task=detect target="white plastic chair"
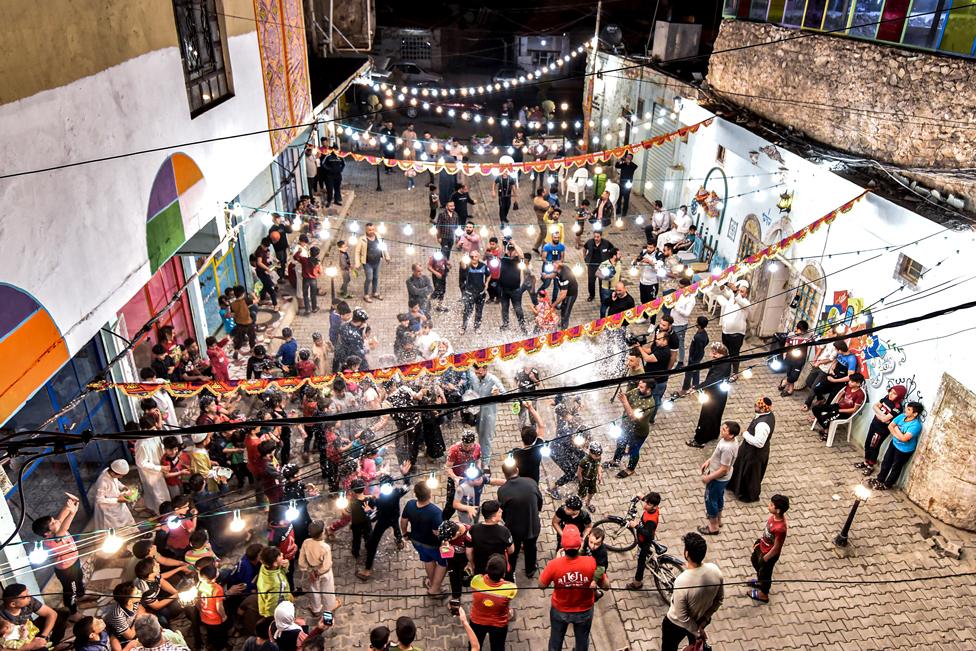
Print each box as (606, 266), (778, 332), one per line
(812, 390), (866, 447)
(565, 168), (589, 206)
(605, 180), (620, 209)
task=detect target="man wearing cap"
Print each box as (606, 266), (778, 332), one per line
(93, 460), (135, 533)
(706, 279), (751, 373)
(539, 524), (597, 651)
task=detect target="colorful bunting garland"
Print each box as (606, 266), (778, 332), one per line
(90, 191), (868, 399)
(318, 120), (714, 177)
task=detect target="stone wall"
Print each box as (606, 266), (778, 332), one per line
(907, 374), (976, 531)
(706, 20), (976, 211)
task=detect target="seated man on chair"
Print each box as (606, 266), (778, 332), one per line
(811, 373), (866, 442)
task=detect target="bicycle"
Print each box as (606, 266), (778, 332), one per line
(593, 497), (685, 603)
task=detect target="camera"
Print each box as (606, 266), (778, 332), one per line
(322, 611), (334, 626)
(625, 333), (648, 347)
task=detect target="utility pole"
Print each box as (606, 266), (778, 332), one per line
(582, 0), (602, 153)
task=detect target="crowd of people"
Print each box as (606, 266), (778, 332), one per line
(11, 113), (930, 651)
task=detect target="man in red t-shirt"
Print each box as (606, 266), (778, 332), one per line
(539, 524), (597, 650)
(749, 494), (789, 603)
(445, 431), (482, 481)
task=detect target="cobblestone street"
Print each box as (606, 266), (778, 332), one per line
(75, 160), (976, 650)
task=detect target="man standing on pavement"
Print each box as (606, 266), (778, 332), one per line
(460, 250), (490, 334)
(495, 170), (517, 226)
(604, 281), (635, 318)
(456, 221), (483, 292)
(334, 309), (376, 371)
(320, 148), (345, 207)
(614, 152), (638, 216)
(427, 251), (451, 313)
(748, 494), (789, 604)
(450, 183), (477, 223)
(230, 285), (257, 353)
(607, 378), (656, 478)
(304, 145), (319, 194)
(707, 279), (751, 373)
(466, 500), (514, 576)
(406, 263), (433, 316)
(436, 200), (459, 259)
(581, 230), (615, 303)
(671, 278), (697, 365)
(498, 242), (528, 334)
(551, 260), (579, 330)
(355, 222), (390, 303)
(698, 421), (740, 536)
(268, 213), (292, 277)
(539, 524), (596, 651)
(466, 364), (504, 463)
(532, 187), (550, 254)
(379, 120), (397, 175)
(593, 190), (614, 229)
(497, 463), (543, 580)
(660, 532), (724, 651)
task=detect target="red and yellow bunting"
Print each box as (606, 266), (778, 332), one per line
(89, 190), (868, 399)
(321, 120), (713, 176)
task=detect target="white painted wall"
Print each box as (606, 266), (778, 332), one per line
(0, 32), (274, 358)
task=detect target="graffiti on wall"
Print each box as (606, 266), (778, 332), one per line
(823, 290), (908, 388)
(884, 373), (925, 404)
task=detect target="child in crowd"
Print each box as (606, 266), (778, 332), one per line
(394, 314), (414, 362)
(163, 496), (197, 560)
(577, 442), (603, 512)
(256, 547), (293, 618)
(626, 491), (661, 590)
(551, 495), (592, 550)
(531, 289), (559, 333)
(298, 521), (340, 617)
(682, 316), (710, 395)
(205, 336), (231, 383)
(185, 529), (218, 566)
(161, 436), (190, 499)
(197, 564), (228, 651)
(243, 617), (276, 651)
(336, 240), (352, 298)
(71, 616), (109, 651)
(1, 617), (40, 650)
(295, 349), (316, 379)
(585, 527), (609, 599)
(226, 429), (251, 489)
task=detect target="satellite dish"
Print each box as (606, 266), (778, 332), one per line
(602, 24), (624, 53)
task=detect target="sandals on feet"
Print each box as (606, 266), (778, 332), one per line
(747, 589), (769, 603)
(696, 525), (719, 536)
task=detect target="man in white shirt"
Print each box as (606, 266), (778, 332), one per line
(707, 279), (751, 373)
(644, 200), (672, 244)
(660, 532), (724, 651)
(659, 205), (693, 248)
(670, 277), (697, 366)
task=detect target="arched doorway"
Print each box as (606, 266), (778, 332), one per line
(790, 263), (827, 332)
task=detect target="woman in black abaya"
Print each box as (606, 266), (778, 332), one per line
(687, 343), (733, 448)
(727, 397), (776, 502)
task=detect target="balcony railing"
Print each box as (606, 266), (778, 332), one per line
(722, 0), (976, 59)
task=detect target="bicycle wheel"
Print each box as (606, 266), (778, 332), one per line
(592, 517), (636, 552)
(651, 556), (684, 604)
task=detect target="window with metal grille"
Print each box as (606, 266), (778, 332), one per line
(400, 36), (432, 62)
(173, 0), (234, 117)
(894, 253), (925, 289)
(791, 265), (824, 332)
(531, 51), (558, 67)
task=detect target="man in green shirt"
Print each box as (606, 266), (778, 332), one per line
(608, 379), (657, 478)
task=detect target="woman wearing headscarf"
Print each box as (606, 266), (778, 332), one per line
(271, 602), (308, 651)
(687, 343), (733, 448)
(855, 385), (907, 477)
(727, 397), (775, 502)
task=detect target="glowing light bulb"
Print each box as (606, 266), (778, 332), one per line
(741, 368), (754, 379)
(662, 400), (675, 411)
(527, 225), (537, 236)
(719, 381), (731, 393)
(348, 221), (360, 233)
(635, 215), (645, 225)
(572, 263), (583, 276)
(231, 202), (244, 218)
(644, 181), (653, 190)
(335, 493), (349, 510)
(102, 530), (124, 554)
(684, 267), (694, 277)
(790, 348), (804, 358)
(433, 250), (444, 261)
(768, 261), (780, 272)
(479, 225), (489, 238)
(167, 515), (180, 531)
(465, 464), (480, 480)
(489, 259), (499, 269)
(517, 261), (527, 271)
(426, 473), (440, 489)
(544, 263), (554, 273)
(628, 266), (638, 277)
(406, 245), (416, 255)
(455, 226), (464, 237)
(378, 241), (388, 252)
(503, 454), (516, 469)
(769, 359), (784, 371)
(462, 253), (472, 266)
(380, 483), (393, 496)
(573, 433), (586, 447)
(177, 586), (198, 606)
(560, 102), (569, 111)
(615, 218), (624, 228)
(377, 223), (387, 235)
(429, 225), (438, 236)
(697, 391), (709, 405)
(664, 181), (674, 191)
(229, 510), (246, 533)
(28, 542), (48, 565)
(572, 223), (581, 233)
(285, 500), (300, 522)
(402, 224), (414, 236)
(541, 444), (552, 458)
(502, 226), (513, 238)
(608, 424), (622, 439)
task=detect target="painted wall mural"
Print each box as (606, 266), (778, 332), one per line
(823, 290), (907, 389)
(0, 285), (69, 425)
(146, 153), (207, 272)
(253, 0), (312, 155)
